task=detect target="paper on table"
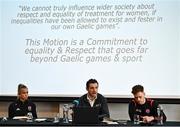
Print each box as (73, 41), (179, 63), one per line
(104, 121), (119, 124)
(35, 118), (47, 122)
(102, 119), (119, 125)
(13, 116), (28, 120)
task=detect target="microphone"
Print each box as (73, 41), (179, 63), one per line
(72, 99), (79, 107)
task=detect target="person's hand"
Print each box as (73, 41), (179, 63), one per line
(142, 116), (154, 123)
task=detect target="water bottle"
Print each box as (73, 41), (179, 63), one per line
(27, 112), (33, 122)
(63, 104), (69, 123)
(133, 109), (141, 125)
(157, 105), (163, 125)
(53, 113), (60, 123)
(133, 114), (140, 125)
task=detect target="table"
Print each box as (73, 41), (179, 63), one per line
(0, 118), (180, 126)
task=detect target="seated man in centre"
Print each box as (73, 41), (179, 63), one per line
(78, 79), (110, 120)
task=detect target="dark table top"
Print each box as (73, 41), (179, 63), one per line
(0, 118), (180, 126)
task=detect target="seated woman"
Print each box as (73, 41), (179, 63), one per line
(8, 84), (37, 119)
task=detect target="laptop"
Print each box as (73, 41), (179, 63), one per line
(72, 107), (99, 125)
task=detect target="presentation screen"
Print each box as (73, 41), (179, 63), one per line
(0, 0), (180, 98)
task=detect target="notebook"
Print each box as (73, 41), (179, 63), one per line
(72, 106), (99, 125)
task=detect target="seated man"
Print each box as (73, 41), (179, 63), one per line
(78, 79), (110, 120)
(128, 85), (166, 124)
(8, 84), (37, 119)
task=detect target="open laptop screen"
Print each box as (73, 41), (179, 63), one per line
(72, 107), (99, 125)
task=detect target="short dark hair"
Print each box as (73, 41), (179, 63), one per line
(86, 79), (98, 89)
(18, 84), (28, 95)
(131, 85), (144, 95)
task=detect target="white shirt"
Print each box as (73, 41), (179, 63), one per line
(87, 94), (97, 107)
